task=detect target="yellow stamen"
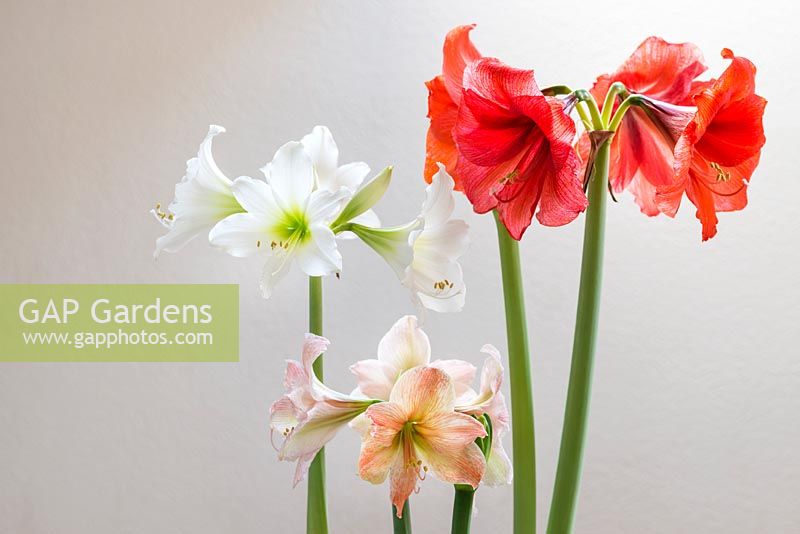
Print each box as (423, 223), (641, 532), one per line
(500, 169), (519, 185)
(710, 162), (731, 182)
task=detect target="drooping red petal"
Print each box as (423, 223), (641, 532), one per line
(442, 24), (481, 103)
(592, 37), (706, 105)
(424, 25), (483, 188)
(424, 75), (460, 185)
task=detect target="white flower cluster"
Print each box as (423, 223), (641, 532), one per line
(153, 126), (469, 313)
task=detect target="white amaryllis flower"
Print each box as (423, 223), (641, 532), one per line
(152, 125), (243, 258)
(348, 164), (469, 314)
(270, 334), (376, 486)
(209, 141), (350, 298)
(268, 125), (380, 230)
(349, 315), (512, 487)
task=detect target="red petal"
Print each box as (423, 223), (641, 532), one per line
(588, 37), (706, 206)
(442, 24), (481, 103)
(424, 75), (461, 186)
(592, 36), (706, 105)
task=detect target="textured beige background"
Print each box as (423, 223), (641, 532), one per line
(1, 1), (798, 532)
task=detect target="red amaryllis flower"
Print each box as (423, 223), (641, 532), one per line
(657, 49), (766, 241)
(586, 37), (707, 214)
(453, 58), (586, 239)
(424, 24), (482, 187)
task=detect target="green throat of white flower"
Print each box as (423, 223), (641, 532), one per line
(263, 208), (312, 251)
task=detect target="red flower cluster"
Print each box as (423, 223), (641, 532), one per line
(425, 25), (586, 240)
(425, 27), (767, 241)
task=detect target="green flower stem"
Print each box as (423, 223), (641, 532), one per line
(494, 211), (536, 534)
(393, 501), (412, 533)
(573, 90), (603, 130)
(608, 94), (642, 132)
(546, 137), (611, 534)
(306, 276), (327, 534)
(600, 82), (628, 125)
(450, 485), (476, 534)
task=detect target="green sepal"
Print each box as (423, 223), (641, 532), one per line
(331, 166), (392, 231)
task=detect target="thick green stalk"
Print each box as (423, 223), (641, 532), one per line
(306, 276), (327, 534)
(494, 212), (536, 533)
(393, 502), (412, 533)
(546, 139), (611, 534)
(450, 486), (475, 534)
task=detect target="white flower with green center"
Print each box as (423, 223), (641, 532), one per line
(152, 125), (243, 258)
(347, 164), (469, 314)
(266, 125), (380, 231)
(209, 141), (351, 298)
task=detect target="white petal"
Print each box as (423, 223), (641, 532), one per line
(301, 125), (339, 187)
(259, 246), (295, 299)
(208, 212), (271, 258)
(421, 163), (456, 229)
(413, 219), (470, 260)
(306, 188), (352, 225)
(154, 216), (214, 258)
(153, 125), (241, 257)
(406, 258), (466, 313)
(295, 224), (342, 277)
(266, 141), (315, 209)
(377, 315), (431, 371)
(229, 175), (279, 215)
(333, 161), (370, 191)
(483, 438), (513, 486)
(351, 209), (381, 228)
(192, 125), (233, 192)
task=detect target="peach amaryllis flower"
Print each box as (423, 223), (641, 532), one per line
(586, 37), (707, 215)
(270, 334), (376, 486)
(357, 366), (487, 517)
(453, 57), (587, 239)
(424, 24), (481, 188)
(350, 315), (513, 486)
(657, 49), (767, 241)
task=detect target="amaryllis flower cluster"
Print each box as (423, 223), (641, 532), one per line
(152, 126), (469, 311)
(425, 26), (766, 241)
(269, 316), (512, 516)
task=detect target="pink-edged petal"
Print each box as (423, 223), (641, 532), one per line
(431, 359), (476, 398)
(350, 358), (397, 401)
(278, 402), (364, 463)
(418, 440), (486, 489)
(300, 334), (330, 379)
(389, 366), (455, 421)
(358, 430), (401, 485)
(390, 454), (419, 518)
(293, 453), (315, 488)
(377, 315), (431, 372)
(415, 411), (487, 451)
(365, 402), (408, 443)
(269, 394), (305, 438)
